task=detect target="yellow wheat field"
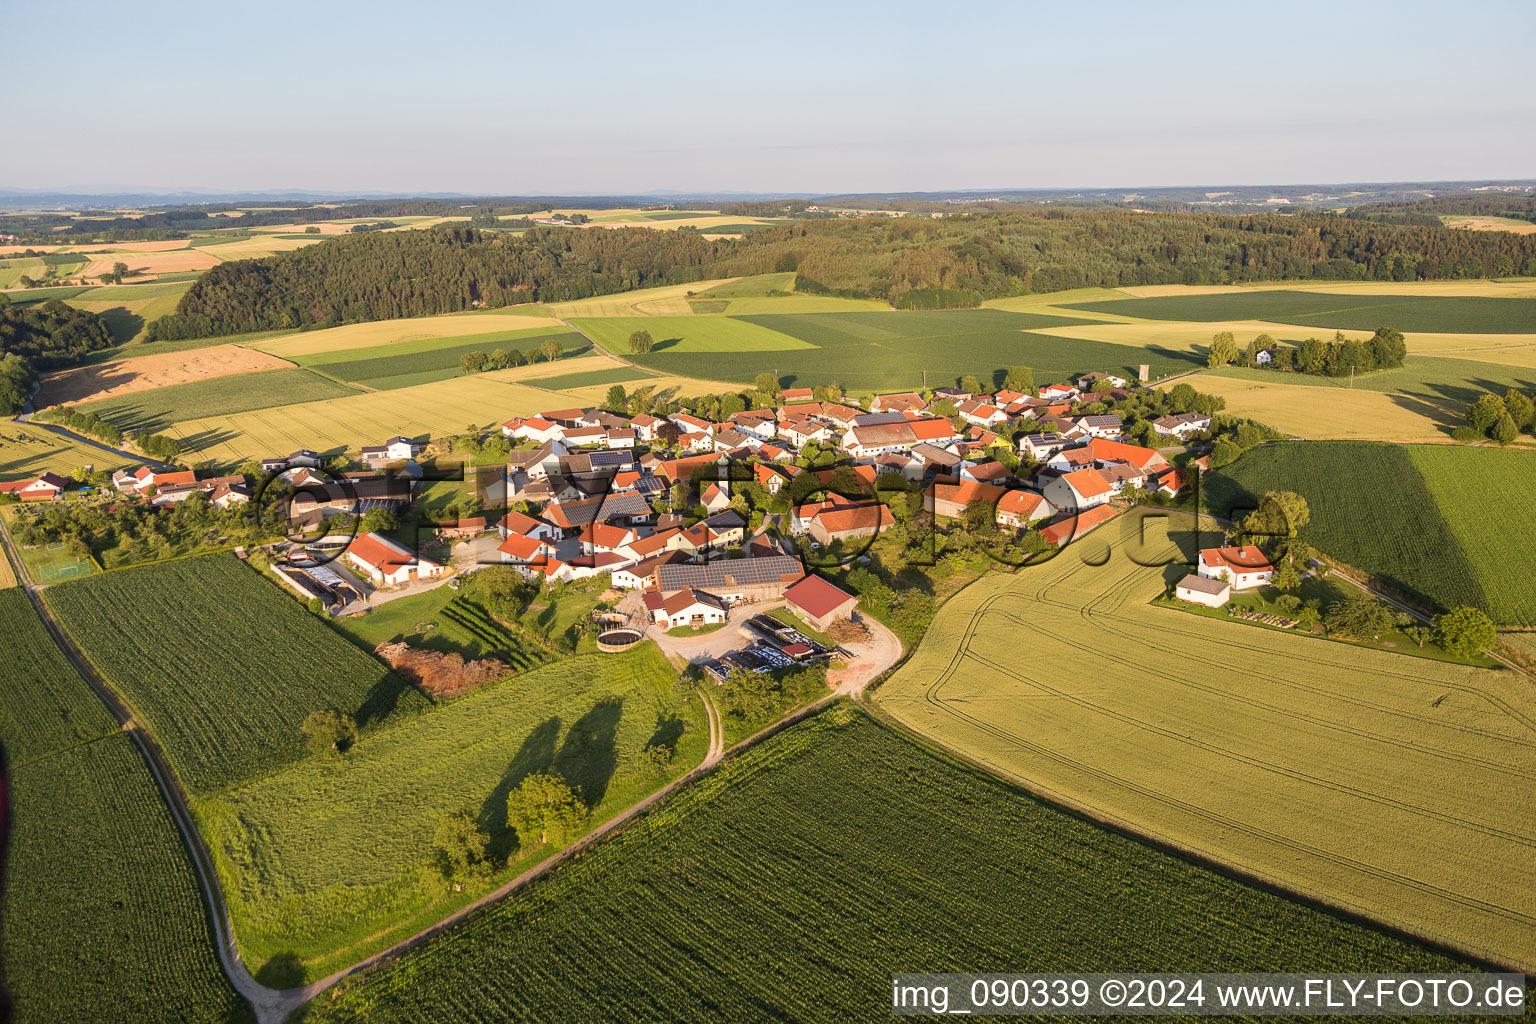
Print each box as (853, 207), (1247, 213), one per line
(165, 375), (573, 465)
(0, 422), (131, 480)
(1167, 375), (1453, 440)
(876, 508), (1536, 972)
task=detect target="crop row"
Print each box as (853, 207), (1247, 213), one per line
(2, 734), (250, 1023)
(0, 589), (116, 765)
(308, 329), (584, 388)
(44, 553), (432, 795)
(300, 708), (1465, 1023)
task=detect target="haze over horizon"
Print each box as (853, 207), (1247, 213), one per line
(6, 0), (1534, 194)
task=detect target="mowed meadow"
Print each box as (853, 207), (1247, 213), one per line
(199, 643), (709, 982)
(876, 508), (1536, 972)
(300, 708), (1475, 1024)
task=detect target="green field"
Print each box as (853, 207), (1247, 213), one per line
(877, 508), (1536, 972)
(595, 308), (1193, 390)
(520, 365), (659, 390)
(300, 707), (1473, 1023)
(0, 256), (43, 287)
(2, 734), (252, 1024)
(1064, 290), (1536, 334)
(331, 586), (548, 670)
(304, 329), (585, 389)
(0, 589), (116, 765)
(78, 367), (363, 432)
(198, 643), (708, 981)
(570, 314), (818, 353)
(45, 554), (431, 794)
(1204, 441), (1536, 624)
(694, 271), (798, 297)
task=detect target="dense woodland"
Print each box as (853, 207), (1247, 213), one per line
(145, 207), (1536, 339)
(0, 298), (113, 413)
(1347, 195), (1536, 227)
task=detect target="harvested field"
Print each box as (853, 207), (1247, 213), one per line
(1443, 216), (1536, 235)
(36, 343), (293, 407)
(58, 239), (193, 254)
(80, 248), (219, 279)
(876, 508), (1536, 973)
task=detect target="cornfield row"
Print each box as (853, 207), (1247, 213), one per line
(44, 553), (432, 795)
(0, 589), (116, 765)
(301, 709), (1468, 1023)
(1, 734), (251, 1023)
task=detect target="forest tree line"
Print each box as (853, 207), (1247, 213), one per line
(142, 206), (1536, 340)
(0, 297), (113, 413)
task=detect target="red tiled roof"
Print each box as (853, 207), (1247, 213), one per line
(1063, 467), (1113, 500)
(497, 534), (546, 560)
(1201, 546), (1274, 572)
(996, 490), (1046, 517)
(348, 532), (439, 573)
(1039, 504), (1119, 546)
(783, 574), (858, 620)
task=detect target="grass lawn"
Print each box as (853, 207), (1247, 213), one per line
(196, 642), (707, 984)
(1154, 575), (1498, 668)
(301, 707), (1474, 1023)
(877, 507), (1536, 972)
(666, 620), (727, 637)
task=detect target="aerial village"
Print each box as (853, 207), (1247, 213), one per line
(2, 368), (1262, 676)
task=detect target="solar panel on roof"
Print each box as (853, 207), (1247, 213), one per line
(589, 450), (628, 466)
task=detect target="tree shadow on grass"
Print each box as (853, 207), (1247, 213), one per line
(353, 670), (418, 729)
(254, 952), (305, 989)
(553, 697), (624, 808)
(646, 711), (685, 756)
(478, 716), (561, 861)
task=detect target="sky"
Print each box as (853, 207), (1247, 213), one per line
(7, 0), (1534, 195)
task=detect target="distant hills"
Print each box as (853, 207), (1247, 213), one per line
(1, 180), (1533, 212)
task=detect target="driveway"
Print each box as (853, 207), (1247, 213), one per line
(647, 599), (789, 663)
(829, 614), (903, 695)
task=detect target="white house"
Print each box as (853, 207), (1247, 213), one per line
(360, 436), (425, 463)
(1197, 546), (1275, 590)
(1039, 383), (1080, 400)
(1072, 414), (1124, 439)
(1176, 573), (1231, 607)
(995, 489), (1053, 528)
(1077, 371), (1128, 390)
(1018, 433), (1068, 460)
(1042, 467), (1114, 511)
(1152, 412), (1212, 438)
(345, 532), (445, 586)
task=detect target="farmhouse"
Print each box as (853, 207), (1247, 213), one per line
(260, 450), (323, 472)
(1176, 573), (1231, 608)
(956, 400), (1008, 429)
(1197, 546), (1275, 590)
(0, 472), (70, 501)
(995, 489), (1052, 528)
(646, 588), (729, 630)
(777, 387), (814, 404)
(782, 574), (859, 632)
(869, 392), (926, 414)
(655, 554), (804, 603)
(1072, 414), (1124, 439)
(805, 501), (895, 546)
(924, 477), (1008, 520)
(346, 532), (445, 586)
(844, 418), (960, 458)
(1039, 383), (1079, 400)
